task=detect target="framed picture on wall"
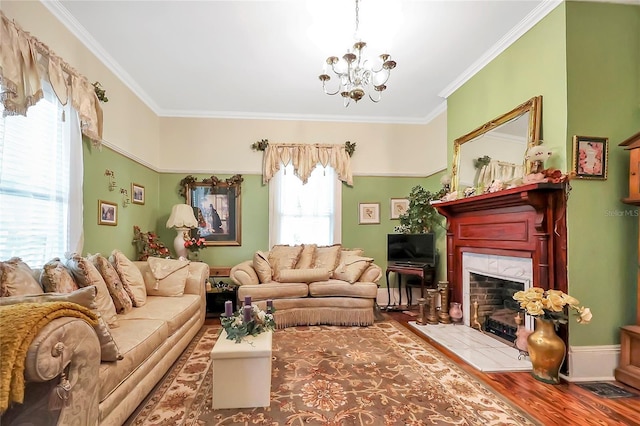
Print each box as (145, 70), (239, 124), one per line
(390, 198), (409, 219)
(358, 202), (380, 224)
(181, 174), (243, 246)
(131, 183), (145, 204)
(572, 135), (608, 180)
(98, 200), (117, 226)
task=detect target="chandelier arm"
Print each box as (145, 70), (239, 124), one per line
(322, 80), (342, 96)
(373, 70), (391, 86)
(369, 92), (382, 103)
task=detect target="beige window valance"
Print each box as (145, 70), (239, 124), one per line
(0, 12), (103, 145)
(263, 143), (353, 185)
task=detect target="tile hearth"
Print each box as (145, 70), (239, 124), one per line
(408, 321), (532, 373)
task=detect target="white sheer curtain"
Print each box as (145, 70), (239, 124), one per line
(0, 81), (83, 266)
(269, 164), (341, 248)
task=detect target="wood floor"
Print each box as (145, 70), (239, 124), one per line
(385, 310), (640, 426)
(206, 312), (640, 425)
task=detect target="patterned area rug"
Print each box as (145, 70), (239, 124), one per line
(126, 320), (539, 425)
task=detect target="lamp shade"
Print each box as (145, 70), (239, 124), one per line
(166, 204), (198, 229)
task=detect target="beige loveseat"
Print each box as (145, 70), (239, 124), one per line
(230, 244), (382, 328)
(0, 253), (209, 426)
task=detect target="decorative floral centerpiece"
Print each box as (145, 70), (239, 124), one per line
(132, 225), (171, 260)
(513, 287), (592, 325)
(184, 229), (206, 253)
(221, 299), (276, 343)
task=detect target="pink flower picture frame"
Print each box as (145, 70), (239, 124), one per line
(572, 135), (608, 180)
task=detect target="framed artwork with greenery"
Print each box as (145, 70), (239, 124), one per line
(180, 175), (243, 246)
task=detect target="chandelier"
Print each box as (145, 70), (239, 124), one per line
(318, 0), (396, 107)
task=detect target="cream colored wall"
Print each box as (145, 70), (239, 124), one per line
(3, 1), (447, 176)
(158, 111), (447, 176)
(2, 1), (160, 166)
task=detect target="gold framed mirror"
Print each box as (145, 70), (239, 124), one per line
(451, 95), (542, 194)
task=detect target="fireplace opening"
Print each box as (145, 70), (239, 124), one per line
(469, 273), (525, 344)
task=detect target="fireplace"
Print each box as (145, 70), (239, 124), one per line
(462, 252), (533, 340)
(434, 183), (569, 348)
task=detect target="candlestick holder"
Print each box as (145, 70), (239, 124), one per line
(472, 300), (484, 333)
(426, 289), (440, 324)
(417, 298), (427, 325)
(437, 281), (451, 324)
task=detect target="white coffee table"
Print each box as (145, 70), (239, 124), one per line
(210, 329), (273, 409)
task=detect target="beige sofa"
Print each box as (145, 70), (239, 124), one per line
(0, 254), (209, 426)
(230, 244), (382, 327)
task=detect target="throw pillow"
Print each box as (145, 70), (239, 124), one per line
(40, 258), (79, 294)
(253, 251), (272, 283)
(268, 245), (303, 281)
(90, 254), (133, 314)
(0, 258), (44, 297)
(295, 244), (317, 269)
(278, 268), (331, 283)
(66, 254), (119, 328)
(143, 257), (190, 297)
(333, 254), (374, 283)
(109, 249), (147, 307)
(314, 244), (342, 273)
(0, 286), (123, 361)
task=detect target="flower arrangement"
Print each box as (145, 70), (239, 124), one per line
(132, 225), (171, 260)
(221, 302), (276, 343)
(184, 229), (206, 253)
(513, 287), (592, 325)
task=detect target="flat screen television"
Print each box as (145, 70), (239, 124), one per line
(387, 233), (436, 266)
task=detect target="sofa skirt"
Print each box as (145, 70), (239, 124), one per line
(252, 297), (375, 329)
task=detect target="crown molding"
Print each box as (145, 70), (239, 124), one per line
(438, 0), (563, 99)
(40, 0), (162, 114)
(157, 108), (433, 125)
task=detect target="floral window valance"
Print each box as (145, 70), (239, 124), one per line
(262, 143), (353, 185)
(0, 12), (103, 145)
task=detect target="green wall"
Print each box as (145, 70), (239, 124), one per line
(81, 142), (447, 289)
(564, 1), (640, 345)
(447, 2), (640, 346)
(157, 172), (446, 285)
(82, 142), (160, 260)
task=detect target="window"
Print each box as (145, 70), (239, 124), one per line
(0, 82), (83, 267)
(269, 164), (341, 247)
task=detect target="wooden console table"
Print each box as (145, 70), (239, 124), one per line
(385, 263), (436, 309)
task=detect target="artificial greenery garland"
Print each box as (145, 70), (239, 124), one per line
(221, 305), (276, 343)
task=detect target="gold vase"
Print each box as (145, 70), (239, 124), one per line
(527, 317), (566, 384)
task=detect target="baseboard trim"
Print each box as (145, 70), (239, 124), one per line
(566, 344), (621, 382)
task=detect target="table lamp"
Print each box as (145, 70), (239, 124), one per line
(166, 204), (198, 259)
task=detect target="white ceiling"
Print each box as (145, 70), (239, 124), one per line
(45, 0), (560, 124)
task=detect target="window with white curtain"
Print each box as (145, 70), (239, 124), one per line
(0, 81), (83, 267)
(269, 163), (341, 247)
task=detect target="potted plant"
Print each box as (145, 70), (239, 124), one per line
(395, 185), (446, 234)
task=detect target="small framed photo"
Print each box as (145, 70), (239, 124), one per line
(358, 202), (380, 224)
(131, 183), (145, 205)
(572, 135), (608, 180)
(98, 200), (117, 226)
(390, 198), (409, 220)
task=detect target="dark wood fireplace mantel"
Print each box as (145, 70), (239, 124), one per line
(434, 182), (568, 304)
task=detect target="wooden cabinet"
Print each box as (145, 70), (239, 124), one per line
(615, 131), (640, 390)
(620, 131), (640, 206)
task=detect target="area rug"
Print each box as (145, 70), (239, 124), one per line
(127, 320), (539, 425)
